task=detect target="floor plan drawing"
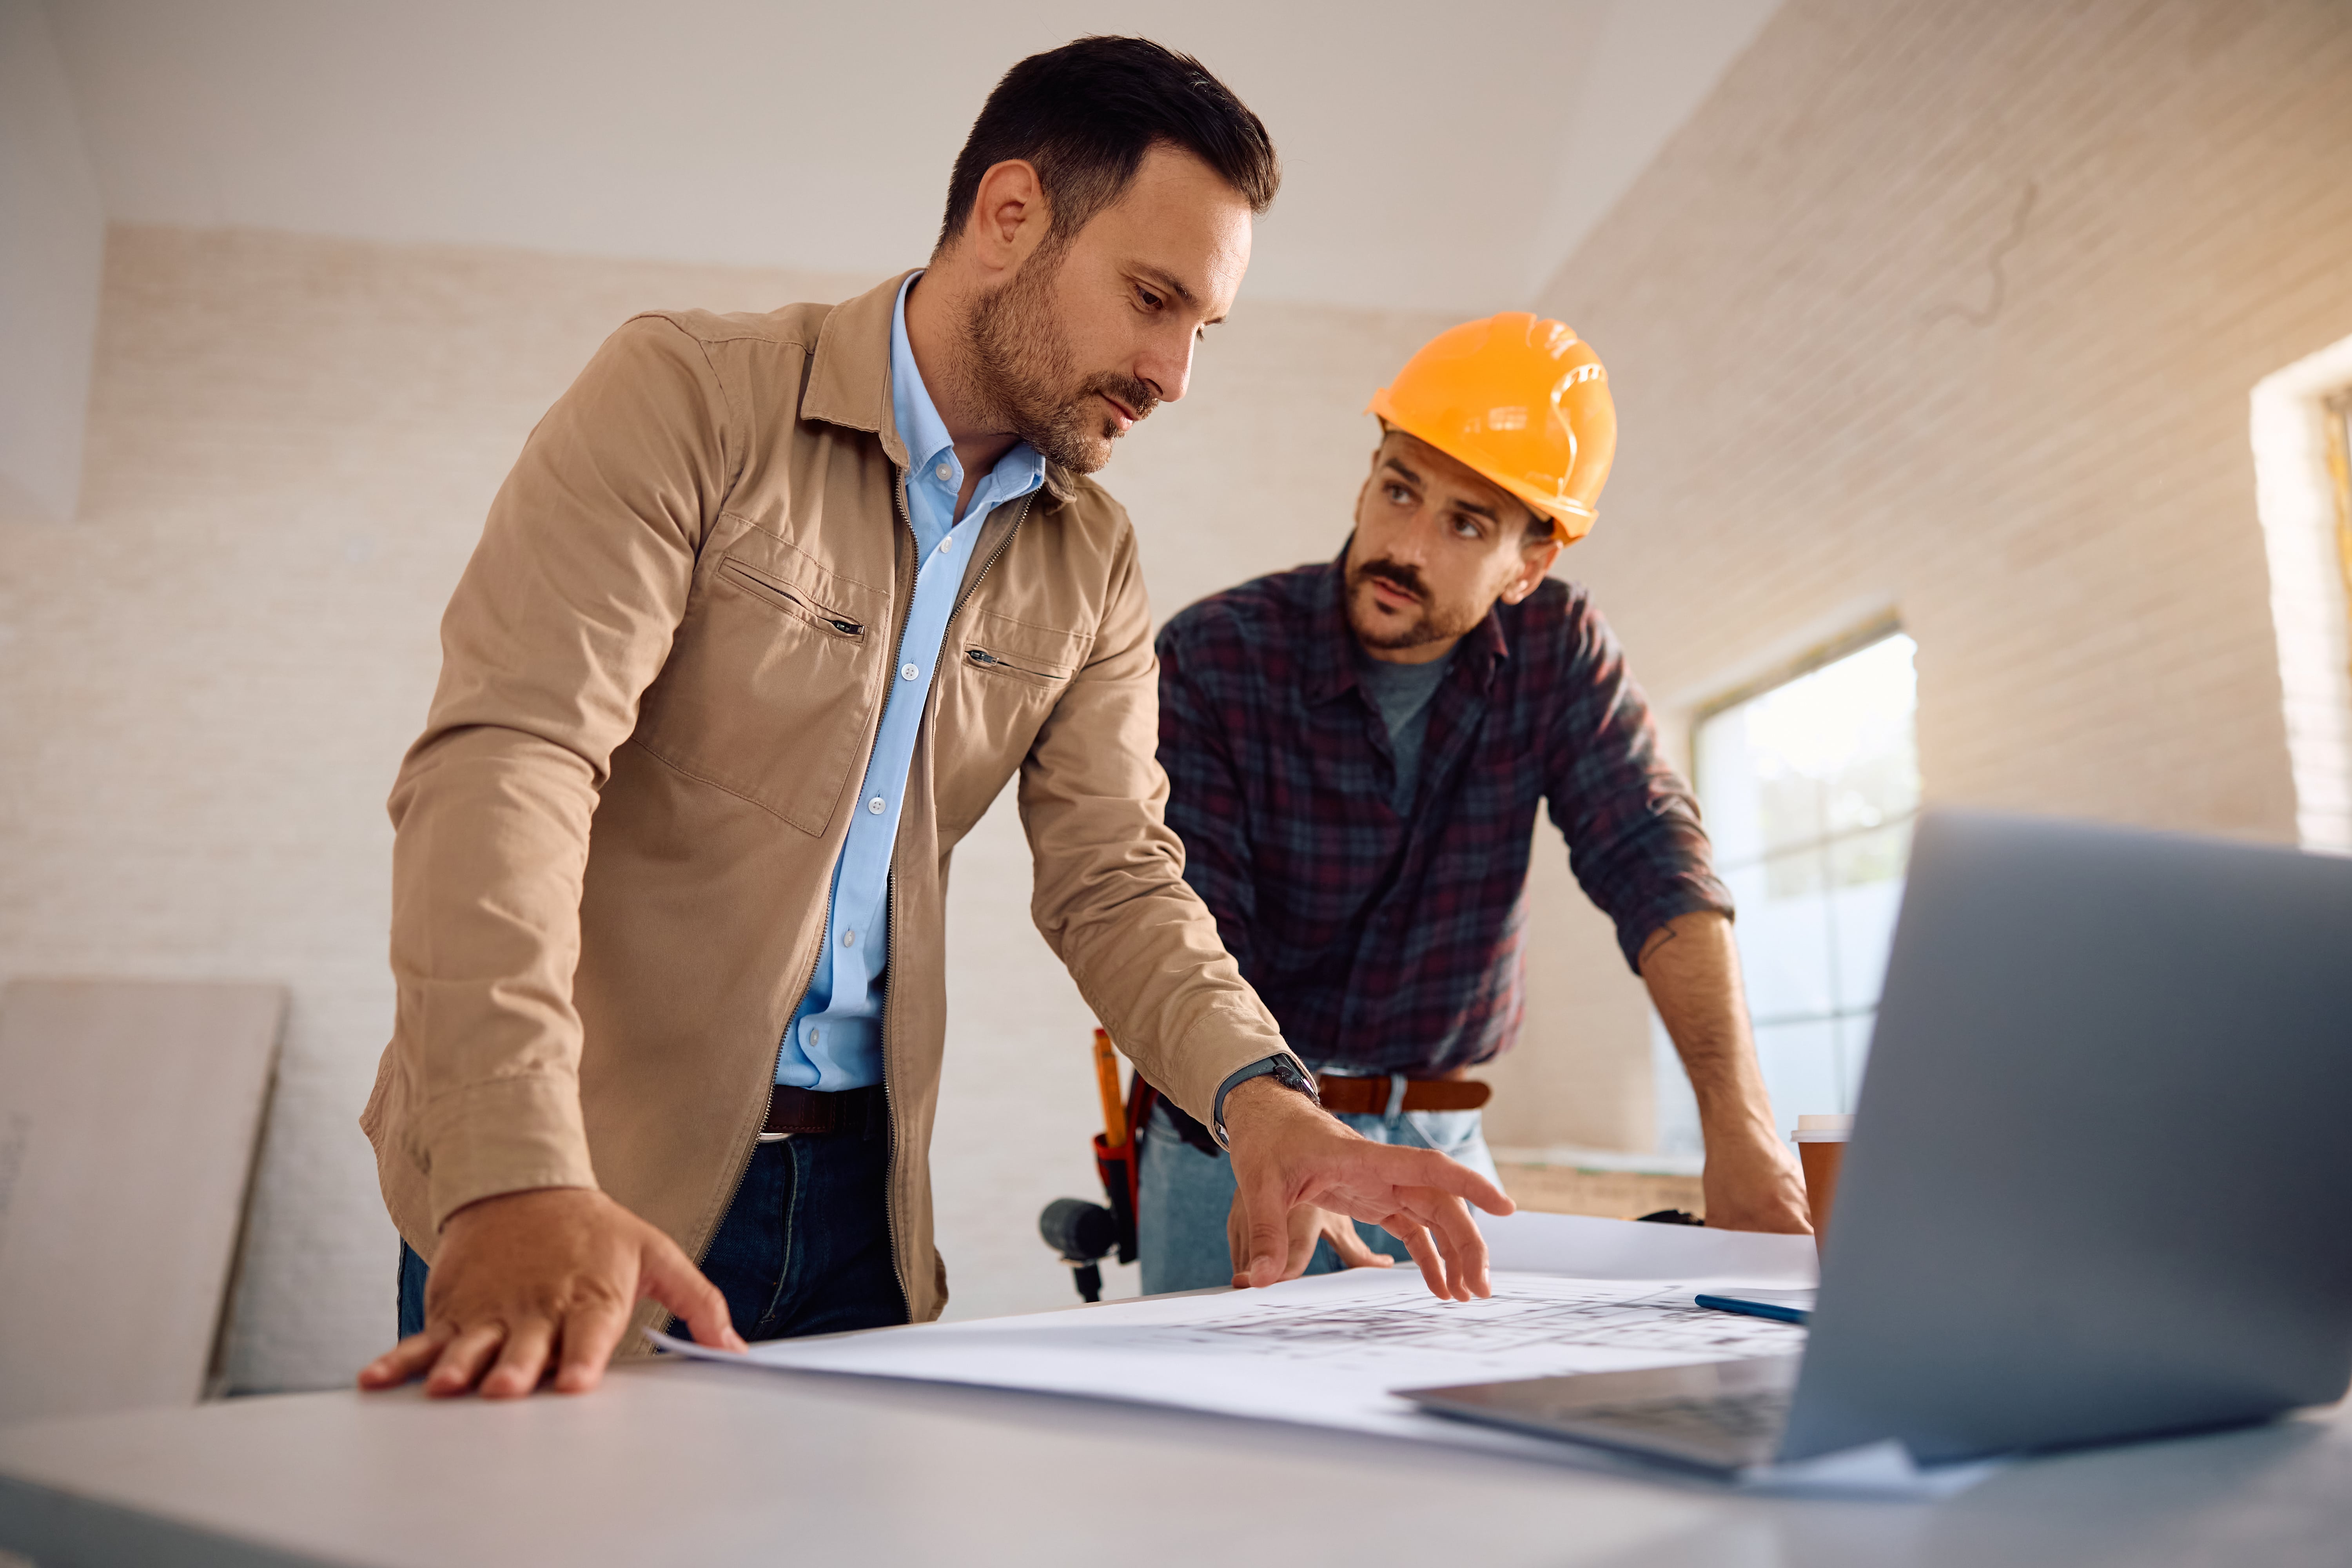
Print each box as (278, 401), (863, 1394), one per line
(1155, 1277), (1802, 1362)
(656, 1224), (1819, 1471)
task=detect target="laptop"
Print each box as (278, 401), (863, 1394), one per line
(1399, 809), (2352, 1472)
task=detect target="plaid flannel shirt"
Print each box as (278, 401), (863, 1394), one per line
(1155, 546), (1732, 1077)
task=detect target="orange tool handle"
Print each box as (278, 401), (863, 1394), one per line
(1092, 1027), (1127, 1150)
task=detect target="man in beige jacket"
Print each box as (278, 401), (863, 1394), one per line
(359, 37), (1512, 1400)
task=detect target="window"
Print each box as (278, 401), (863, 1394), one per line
(1651, 628), (1920, 1156)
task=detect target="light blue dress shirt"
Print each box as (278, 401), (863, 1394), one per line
(776, 274), (1047, 1089)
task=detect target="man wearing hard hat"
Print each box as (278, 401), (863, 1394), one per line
(1140, 315), (1810, 1289)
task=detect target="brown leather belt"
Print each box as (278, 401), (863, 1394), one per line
(764, 1082), (885, 1138)
(1313, 1075), (1492, 1116)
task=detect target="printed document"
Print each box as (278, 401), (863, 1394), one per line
(654, 1212), (1994, 1494)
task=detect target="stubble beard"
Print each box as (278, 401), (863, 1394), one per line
(1344, 554), (1484, 652)
(960, 243), (1158, 476)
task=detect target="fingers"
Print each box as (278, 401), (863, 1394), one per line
(425, 1322), (506, 1397)
(1419, 1191), (1492, 1300)
(358, 1328), (451, 1390)
(1234, 1168), (1292, 1290)
(1384, 1218), (1453, 1299)
(1321, 1215), (1395, 1271)
(479, 1318), (556, 1399)
(554, 1299), (630, 1394)
(639, 1232), (744, 1352)
(1410, 1152), (1515, 1218)
(1282, 1205), (1323, 1281)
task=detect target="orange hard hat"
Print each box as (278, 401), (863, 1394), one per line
(1366, 312), (1616, 544)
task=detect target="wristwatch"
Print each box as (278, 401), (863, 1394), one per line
(1211, 1054), (1318, 1149)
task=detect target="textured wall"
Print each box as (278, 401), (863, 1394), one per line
(1476, 0), (2352, 1152)
(0, 0), (105, 523)
(0, 225), (1459, 1386)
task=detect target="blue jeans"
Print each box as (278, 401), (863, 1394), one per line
(1134, 1093), (1500, 1295)
(398, 1106), (907, 1345)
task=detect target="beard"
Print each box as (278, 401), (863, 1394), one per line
(959, 243), (1158, 475)
(1344, 551), (1486, 652)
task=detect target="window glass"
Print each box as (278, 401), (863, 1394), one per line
(1653, 633), (1919, 1156)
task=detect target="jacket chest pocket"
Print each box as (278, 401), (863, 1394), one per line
(633, 551), (885, 835)
(932, 612), (1087, 841)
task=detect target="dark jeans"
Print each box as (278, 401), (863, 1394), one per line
(397, 1100), (907, 1345)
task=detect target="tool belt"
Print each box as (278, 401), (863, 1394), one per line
(762, 1082), (886, 1139)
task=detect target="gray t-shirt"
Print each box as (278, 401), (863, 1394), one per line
(1354, 646), (1455, 815)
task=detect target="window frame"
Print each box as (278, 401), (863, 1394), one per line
(1686, 617), (1920, 1117)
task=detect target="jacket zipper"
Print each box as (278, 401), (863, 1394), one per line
(873, 465), (926, 1324)
(964, 647), (1060, 681)
(875, 487), (1036, 1322)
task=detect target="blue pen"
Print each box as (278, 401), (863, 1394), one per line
(1693, 1288), (1816, 1326)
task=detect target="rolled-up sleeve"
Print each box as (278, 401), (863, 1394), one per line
(1542, 601), (1735, 973)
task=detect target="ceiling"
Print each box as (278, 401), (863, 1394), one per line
(42, 0), (1780, 315)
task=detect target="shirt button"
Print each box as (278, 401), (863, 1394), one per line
(935, 463), (952, 482)
(840, 929), (855, 947)
(900, 662), (919, 681)
(808, 1027), (822, 1047)
(867, 796), (885, 815)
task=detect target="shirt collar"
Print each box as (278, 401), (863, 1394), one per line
(1307, 535), (1510, 705)
(889, 272), (1046, 502)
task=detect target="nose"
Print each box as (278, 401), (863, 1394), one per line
(1393, 503), (1444, 563)
(1138, 327), (1197, 406)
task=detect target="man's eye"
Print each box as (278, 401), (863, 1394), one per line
(1137, 287), (1163, 310)
(1385, 484), (1412, 505)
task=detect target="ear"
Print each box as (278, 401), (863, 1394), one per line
(962, 159), (1051, 275)
(1499, 537), (1563, 604)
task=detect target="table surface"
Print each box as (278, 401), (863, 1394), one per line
(3, 1357), (2349, 1568)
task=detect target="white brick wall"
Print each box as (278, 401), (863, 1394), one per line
(1478, 0), (2352, 1151)
(0, 226), (1454, 1387)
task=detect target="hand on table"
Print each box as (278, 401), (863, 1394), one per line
(357, 1187), (742, 1399)
(1220, 1075), (1515, 1301)
(1699, 1118), (1812, 1234)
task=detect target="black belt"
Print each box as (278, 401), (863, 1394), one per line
(764, 1082), (886, 1138)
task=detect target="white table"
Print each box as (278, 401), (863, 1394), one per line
(2, 1358), (2348, 1567)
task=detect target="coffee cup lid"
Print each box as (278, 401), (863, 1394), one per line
(1793, 1113), (1854, 1141)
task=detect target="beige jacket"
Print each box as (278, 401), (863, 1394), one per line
(361, 272), (1295, 1323)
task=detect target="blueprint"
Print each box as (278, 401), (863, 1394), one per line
(654, 1211), (1999, 1494)
(651, 1213), (1850, 1475)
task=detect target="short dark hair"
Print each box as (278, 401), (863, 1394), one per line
(936, 36), (1280, 254)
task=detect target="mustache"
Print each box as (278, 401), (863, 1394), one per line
(1081, 371), (1158, 424)
(1352, 557), (1428, 601)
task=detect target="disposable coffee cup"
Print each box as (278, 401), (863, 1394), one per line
(1793, 1114), (1853, 1247)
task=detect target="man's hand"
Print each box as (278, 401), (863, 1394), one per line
(357, 1187), (742, 1399)
(1699, 1114), (1811, 1234)
(1226, 1191), (1398, 1284)
(1221, 1076), (1515, 1301)
(1639, 911), (1811, 1235)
